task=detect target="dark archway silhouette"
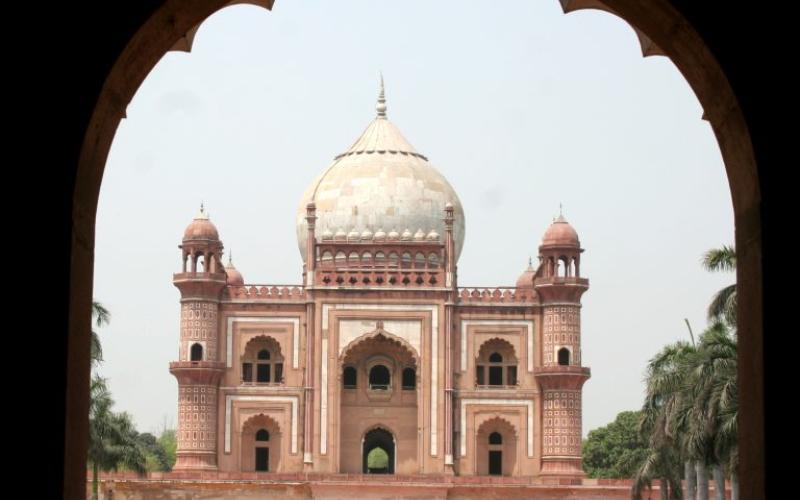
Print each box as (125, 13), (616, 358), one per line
(362, 428), (395, 474)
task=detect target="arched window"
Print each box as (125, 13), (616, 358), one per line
(428, 253), (440, 268)
(489, 432), (502, 445)
(414, 252), (426, 268)
(374, 252), (386, 266)
(402, 367), (416, 390)
(388, 252), (399, 267)
(196, 253), (205, 272)
(190, 343), (203, 361)
(208, 253), (216, 273)
(320, 251), (334, 266)
(255, 429), (269, 441)
(488, 353), (504, 385)
(401, 252), (412, 269)
(369, 365), (391, 390)
(348, 251), (360, 267)
(241, 337), (284, 385)
(335, 251), (347, 266)
(343, 366), (357, 388)
(476, 340), (518, 388)
(558, 347), (570, 366)
(558, 255), (569, 278)
(361, 251), (373, 266)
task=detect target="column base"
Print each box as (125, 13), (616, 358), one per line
(538, 457), (585, 484)
(173, 451), (219, 471)
(443, 462), (455, 476)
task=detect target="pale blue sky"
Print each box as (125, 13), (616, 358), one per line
(94, 1), (734, 437)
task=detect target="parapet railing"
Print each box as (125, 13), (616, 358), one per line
(226, 285), (305, 300)
(457, 287), (536, 303)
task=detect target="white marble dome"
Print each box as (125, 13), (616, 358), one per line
(296, 81), (466, 262)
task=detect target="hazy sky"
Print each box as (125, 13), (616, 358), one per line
(94, 1), (734, 437)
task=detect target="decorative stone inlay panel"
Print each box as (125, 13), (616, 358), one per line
(542, 306), (580, 367)
(177, 385), (218, 452)
(181, 302), (218, 361)
(542, 390), (582, 457)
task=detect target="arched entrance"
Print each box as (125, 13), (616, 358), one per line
(362, 428), (395, 474)
(476, 417), (518, 476)
(240, 414), (281, 472)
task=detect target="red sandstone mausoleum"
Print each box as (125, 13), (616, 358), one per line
(169, 81), (591, 479)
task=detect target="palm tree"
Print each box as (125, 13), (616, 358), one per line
(88, 300), (147, 498)
(688, 322), (738, 500)
(701, 246), (736, 326)
(88, 376), (147, 499)
(636, 247), (739, 500)
(633, 342), (695, 500)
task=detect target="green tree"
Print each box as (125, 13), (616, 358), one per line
(88, 376), (147, 499)
(583, 411), (649, 478)
(367, 447), (389, 471)
(158, 429), (177, 471)
(633, 342), (695, 500)
(633, 246), (739, 500)
(684, 322), (738, 500)
(135, 432), (172, 472)
(88, 300), (147, 499)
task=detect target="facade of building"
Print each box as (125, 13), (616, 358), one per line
(169, 82), (590, 479)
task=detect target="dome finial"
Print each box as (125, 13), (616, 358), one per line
(528, 256), (533, 269)
(376, 73), (387, 119)
(555, 203), (566, 223)
(227, 251), (233, 266)
(196, 202), (209, 220)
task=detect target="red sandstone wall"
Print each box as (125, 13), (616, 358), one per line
(87, 476), (733, 500)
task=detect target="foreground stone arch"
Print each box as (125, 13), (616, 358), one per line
(64, 1), (765, 497)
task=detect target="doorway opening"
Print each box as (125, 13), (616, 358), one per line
(362, 428), (395, 474)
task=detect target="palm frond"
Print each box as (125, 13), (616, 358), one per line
(707, 284), (736, 324)
(701, 246), (736, 273)
(92, 300), (111, 327)
(91, 330), (103, 365)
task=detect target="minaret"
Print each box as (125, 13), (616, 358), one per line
(533, 210), (591, 479)
(169, 205), (227, 470)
